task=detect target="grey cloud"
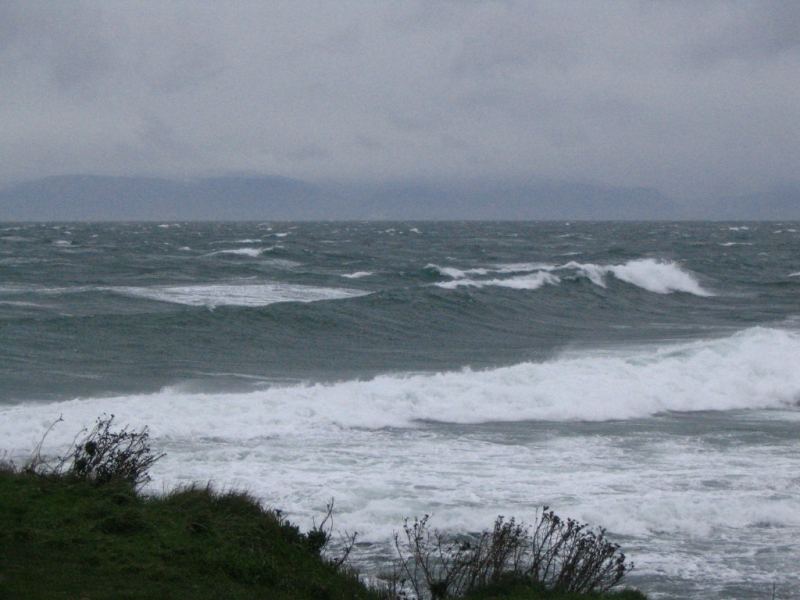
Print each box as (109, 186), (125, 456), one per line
(0, 0), (798, 201)
(688, 2), (800, 65)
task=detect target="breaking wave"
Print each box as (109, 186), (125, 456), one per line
(3, 327), (797, 440)
(431, 258), (713, 296)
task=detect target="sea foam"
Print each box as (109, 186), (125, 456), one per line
(110, 283), (368, 308)
(205, 247), (266, 257)
(437, 271), (559, 290)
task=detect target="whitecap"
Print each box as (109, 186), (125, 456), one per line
(205, 247), (265, 258)
(341, 271), (374, 279)
(431, 259), (712, 296)
(600, 259), (713, 296)
(109, 283), (369, 308)
(436, 271), (560, 290)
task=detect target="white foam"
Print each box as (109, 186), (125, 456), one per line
(426, 262), (550, 279)
(431, 259), (712, 296)
(109, 283), (369, 308)
(719, 242), (753, 247)
(602, 259), (713, 296)
(206, 247), (265, 258)
(261, 258), (302, 269)
(436, 271), (560, 290)
(341, 271), (374, 279)
(0, 300), (48, 308)
(52, 240), (72, 246)
(490, 262), (555, 274)
(789, 272), (800, 278)
(0, 284), (94, 295)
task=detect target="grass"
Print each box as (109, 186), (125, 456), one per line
(0, 468), (379, 600)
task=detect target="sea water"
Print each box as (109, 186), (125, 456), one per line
(1, 222), (798, 598)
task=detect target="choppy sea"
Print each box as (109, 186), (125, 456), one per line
(1, 221), (799, 598)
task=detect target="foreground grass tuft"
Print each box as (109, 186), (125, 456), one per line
(0, 470), (379, 600)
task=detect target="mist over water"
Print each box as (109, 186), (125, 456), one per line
(1, 222), (799, 598)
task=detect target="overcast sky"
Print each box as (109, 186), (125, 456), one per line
(1, 1), (798, 198)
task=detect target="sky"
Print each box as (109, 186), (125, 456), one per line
(1, 1), (799, 199)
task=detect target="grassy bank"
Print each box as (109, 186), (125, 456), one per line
(0, 417), (646, 599)
(0, 468), (379, 600)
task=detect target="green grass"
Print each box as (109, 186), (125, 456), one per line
(0, 469), (379, 600)
(0, 468), (646, 599)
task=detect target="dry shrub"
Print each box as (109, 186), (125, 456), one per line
(391, 508), (632, 599)
(59, 414), (165, 488)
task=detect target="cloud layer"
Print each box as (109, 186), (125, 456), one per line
(1, 1), (798, 198)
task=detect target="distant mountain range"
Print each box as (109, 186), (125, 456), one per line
(0, 174), (798, 220)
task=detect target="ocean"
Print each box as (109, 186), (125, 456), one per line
(1, 221), (798, 598)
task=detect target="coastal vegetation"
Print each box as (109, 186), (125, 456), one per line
(0, 417), (645, 600)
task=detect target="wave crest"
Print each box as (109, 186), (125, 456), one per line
(3, 327), (797, 440)
(431, 258), (712, 296)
